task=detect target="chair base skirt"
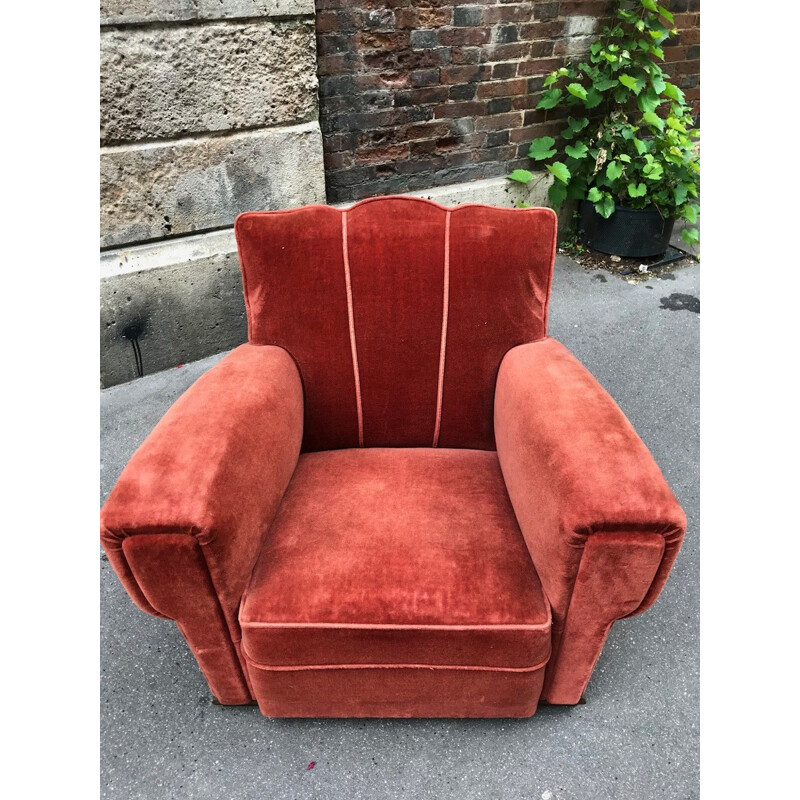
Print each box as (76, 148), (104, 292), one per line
(246, 665), (546, 718)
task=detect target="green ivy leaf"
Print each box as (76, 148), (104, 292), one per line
(536, 88), (563, 109)
(565, 141), (589, 159)
(651, 73), (666, 94)
(641, 0), (658, 11)
(664, 151), (684, 166)
(619, 74), (643, 94)
(618, 154), (632, 163)
(595, 194), (616, 219)
(633, 138), (649, 155)
(528, 137), (557, 160)
(674, 184), (688, 205)
(587, 186), (603, 202)
(568, 116), (589, 133)
(606, 161), (624, 181)
(638, 89), (661, 113)
(666, 116), (687, 133)
(548, 180), (568, 207)
(642, 110), (665, 131)
(508, 169), (534, 184)
(547, 161), (571, 184)
(584, 88), (604, 108)
(594, 76), (618, 92)
(614, 85), (630, 104)
(563, 115), (589, 140)
(662, 82), (685, 103)
(657, 5), (675, 23)
(683, 204), (699, 223)
(642, 161), (664, 180)
(628, 182), (647, 198)
(681, 227), (700, 246)
(566, 83), (588, 101)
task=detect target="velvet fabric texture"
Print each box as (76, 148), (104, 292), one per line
(101, 344), (304, 704)
(249, 666), (546, 719)
(235, 198), (557, 451)
(240, 448), (551, 717)
(240, 449), (551, 669)
(494, 338), (686, 703)
(101, 197), (685, 717)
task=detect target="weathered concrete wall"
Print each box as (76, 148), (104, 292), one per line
(101, 123), (323, 248)
(100, 1), (325, 387)
(100, 0), (314, 26)
(100, 21), (318, 144)
(100, 232), (247, 387)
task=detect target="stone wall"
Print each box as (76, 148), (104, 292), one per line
(100, 1), (326, 387)
(316, 0), (700, 204)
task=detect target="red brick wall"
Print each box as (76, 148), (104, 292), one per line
(666, 1), (701, 115)
(316, 1), (700, 203)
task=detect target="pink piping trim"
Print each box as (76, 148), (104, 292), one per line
(245, 661), (549, 673)
(432, 210), (451, 447)
(341, 211), (364, 446)
(235, 195), (559, 219)
(241, 645), (551, 673)
(239, 595), (553, 632)
(241, 620), (550, 631)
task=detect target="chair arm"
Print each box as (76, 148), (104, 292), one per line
(101, 344), (303, 702)
(494, 338), (685, 703)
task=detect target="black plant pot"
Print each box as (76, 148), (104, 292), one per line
(579, 201), (675, 258)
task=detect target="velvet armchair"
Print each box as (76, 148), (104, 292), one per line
(101, 197), (685, 718)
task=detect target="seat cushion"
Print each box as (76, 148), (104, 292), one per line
(240, 448), (551, 671)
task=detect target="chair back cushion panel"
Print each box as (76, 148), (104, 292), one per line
(442, 207), (555, 448)
(347, 198), (447, 447)
(235, 197), (556, 451)
(236, 205), (359, 452)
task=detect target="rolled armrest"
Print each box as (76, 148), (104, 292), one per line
(494, 338), (685, 702)
(101, 344), (303, 702)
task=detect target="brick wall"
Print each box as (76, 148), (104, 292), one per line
(665, 1), (701, 116)
(316, 0), (700, 204)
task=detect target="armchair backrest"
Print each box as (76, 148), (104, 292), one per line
(235, 196), (556, 452)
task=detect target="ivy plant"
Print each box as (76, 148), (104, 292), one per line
(508, 0), (700, 246)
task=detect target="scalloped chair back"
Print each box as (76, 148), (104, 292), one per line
(234, 197), (557, 452)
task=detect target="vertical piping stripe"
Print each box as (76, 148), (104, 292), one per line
(432, 210), (451, 447)
(341, 211), (364, 446)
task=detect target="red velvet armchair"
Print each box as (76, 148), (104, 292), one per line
(101, 197), (685, 718)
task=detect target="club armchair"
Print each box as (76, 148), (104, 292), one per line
(101, 196), (685, 717)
